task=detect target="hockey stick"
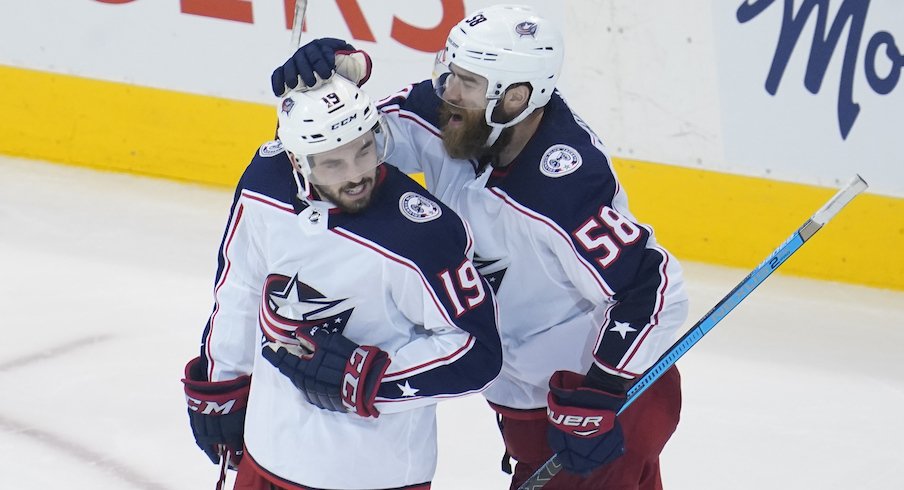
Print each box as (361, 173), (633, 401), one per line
(517, 174), (869, 490)
(273, 0), (309, 139)
(290, 0), (308, 50)
(212, 6), (309, 488)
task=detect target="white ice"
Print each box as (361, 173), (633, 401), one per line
(1, 155), (902, 490)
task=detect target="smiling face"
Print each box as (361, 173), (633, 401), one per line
(291, 131), (381, 213)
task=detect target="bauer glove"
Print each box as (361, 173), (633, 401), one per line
(546, 370), (626, 475)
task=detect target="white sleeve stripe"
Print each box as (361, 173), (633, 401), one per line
(590, 246), (672, 376)
(240, 190), (294, 213)
(329, 227), (476, 375)
(617, 246), (671, 368)
(488, 187), (616, 297)
(462, 218), (475, 258)
(381, 107), (442, 138)
(374, 386), (490, 403)
(205, 202), (246, 379)
(381, 335), (476, 381)
(376, 84), (413, 106)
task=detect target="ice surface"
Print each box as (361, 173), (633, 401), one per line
(1, 156), (901, 489)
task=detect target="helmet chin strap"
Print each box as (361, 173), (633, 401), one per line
(483, 99), (537, 147)
(292, 160), (314, 202)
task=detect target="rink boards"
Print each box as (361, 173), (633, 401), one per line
(2, 64), (900, 291)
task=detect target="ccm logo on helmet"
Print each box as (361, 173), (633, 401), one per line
(331, 113), (358, 130)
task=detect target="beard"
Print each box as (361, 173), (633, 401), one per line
(439, 102), (516, 163)
(313, 175), (376, 214)
(439, 103), (492, 159)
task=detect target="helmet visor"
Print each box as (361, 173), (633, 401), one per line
(301, 119), (394, 185)
(432, 50), (491, 111)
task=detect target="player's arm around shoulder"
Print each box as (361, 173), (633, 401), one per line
(374, 179), (502, 413)
(377, 80), (448, 176)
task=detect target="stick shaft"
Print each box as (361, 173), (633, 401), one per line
(517, 175), (868, 490)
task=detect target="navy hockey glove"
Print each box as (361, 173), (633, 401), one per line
(271, 37), (372, 95)
(546, 370), (627, 475)
(261, 326), (390, 418)
(181, 357), (250, 466)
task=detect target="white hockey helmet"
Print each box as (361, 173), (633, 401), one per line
(433, 5), (564, 144)
(276, 76), (392, 193)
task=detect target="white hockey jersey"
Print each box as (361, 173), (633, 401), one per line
(199, 148), (502, 489)
(378, 82), (689, 409)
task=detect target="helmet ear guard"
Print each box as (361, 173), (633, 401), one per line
(432, 5), (564, 145)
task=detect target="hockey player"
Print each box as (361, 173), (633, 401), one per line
(269, 5), (688, 489)
(181, 76), (503, 490)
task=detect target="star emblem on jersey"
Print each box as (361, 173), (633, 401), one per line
(609, 321), (637, 339)
(261, 273), (354, 344)
(474, 256), (508, 294)
(397, 380), (420, 397)
(540, 144), (582, 177)
(258, 140), (285, 158)
(399, 192), (442, 223)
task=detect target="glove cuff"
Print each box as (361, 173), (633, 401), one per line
(548, 370), (625, 411)
(335, 50), (372, 86)
(342, 345), (390, 417)
(182, 357), (251, 415)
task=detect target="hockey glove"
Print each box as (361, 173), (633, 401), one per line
(261, 326), (390, 418)
(271, 37), (372, 95)
(546, 370), (626, 475)
(181, 357), (250, 466)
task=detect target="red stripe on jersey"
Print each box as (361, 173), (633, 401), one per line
(589, 246), (671, 376)
(382, 107), (442, 138)
(330, 227), (456, 325)
(241, 190), (295, 213)
(206, 203), (246, 379)
(487, 187), (616, 297)
(385, 335), (476, 379)
(329, 227), (476, 379)
(617, 247), (671, 369)
(376, 85), (412, 106)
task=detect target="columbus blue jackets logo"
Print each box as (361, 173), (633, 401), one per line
(281, 97), (296, 115)
(258, 140), (285, 158)
(540, 144), (582, 177)
(260, 273), (354, 345)
(515, 21), (538, 37)
(399, 192), (442, 223)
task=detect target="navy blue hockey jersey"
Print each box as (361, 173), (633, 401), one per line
(199, 144), (502, 488)
(378, 81), (688, 409)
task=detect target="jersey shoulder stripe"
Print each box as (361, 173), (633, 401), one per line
(329, 165), (472, 271)
(377, 80), (443, 130)
(235, 142), (299, 211)
(486, 93), (619, 230)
